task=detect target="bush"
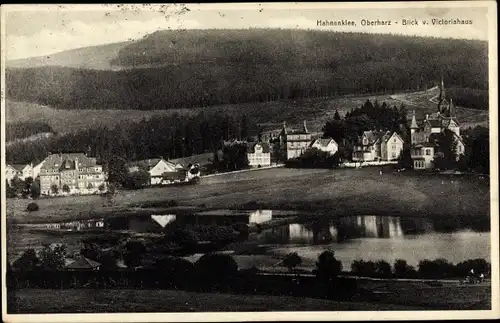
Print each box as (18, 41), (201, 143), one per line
(283, 252), (302, 272)
(375, 260), (392, 277)
(313, 250), (342, 282)
(455, 258), (490, 277)
(393, 259), (417, 278)
(418, 258), (455, 278)
(30, 181), (41, 199)
(26, 202), (39, 212)
(195, 253), (238, 289)
(351, 260), (376, 277)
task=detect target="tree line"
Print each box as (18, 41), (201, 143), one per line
(5, 121), (55, 142)
(322, 99), (408, 158)
(6, 110), (258, 168)
(6, 30), (488, 111)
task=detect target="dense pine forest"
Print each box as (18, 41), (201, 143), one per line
(6, 110), (258, 165)
(6, 29), (488, 111)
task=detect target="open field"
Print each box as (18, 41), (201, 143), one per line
(7, 167), (490, 223)
(7, 84), (487, 140)
(7, 280), (489, 313)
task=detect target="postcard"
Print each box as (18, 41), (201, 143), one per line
(1, 2), (498, 322)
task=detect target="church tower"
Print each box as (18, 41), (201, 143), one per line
(410, 110), (418, 134)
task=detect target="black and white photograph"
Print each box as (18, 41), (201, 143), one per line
(1, 2), (498, 322)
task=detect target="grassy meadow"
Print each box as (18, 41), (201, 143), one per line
(7, 167), (490, 222)
(7, 280), (490, 313)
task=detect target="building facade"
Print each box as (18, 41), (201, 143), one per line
(409, 82), (466, 169)
(128, 158), (184, 185)
(310, 138), (338, 156)
(352, 131), (404, 162)
(279, 120), (313, 160)
(39, 153), (106, 195)
(247, 142), (271, 167)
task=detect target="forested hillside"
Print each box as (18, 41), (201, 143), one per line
(6, 29), (488, 111)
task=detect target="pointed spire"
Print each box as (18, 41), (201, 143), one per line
(410, 110), (418, 129)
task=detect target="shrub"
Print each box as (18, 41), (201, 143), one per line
(154, 256), (194, 280)
(418, 258), (455, 278)
(30, 181), (41, 199)
(313, 250), (342, 281)
(195, 253), (238, 288)
(283, 252), (302, 272)
(50, 184), (59, 195)
(11, 248), (39, 271)
(38, 244), (67, 270)
(375, 260), (392, 277)
(455, 258), (490, 277)
(164, 228), (198, 247)
(26, 202), (39, 212)
(351, 260), (376, 277)
(393, 259), (417, 278)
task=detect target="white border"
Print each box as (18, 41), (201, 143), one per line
(1, 2), (499, 322)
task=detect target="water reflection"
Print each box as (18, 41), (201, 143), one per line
(252, 215), (432, 245)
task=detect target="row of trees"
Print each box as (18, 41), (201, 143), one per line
(6, 177), (40, 199)
(11, 242), (490, 281)
(6, 111), (258, 172)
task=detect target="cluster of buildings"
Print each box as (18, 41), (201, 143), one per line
(127, 158), (200, 185)
(246, 81), (465, 170)
(6, 152), (201, 197)
(245, 120), (340, 168)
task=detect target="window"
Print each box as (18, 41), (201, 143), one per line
(392, 152), (396, 158)
(425, 149), (431, 156)
(394, 138), (397, 143)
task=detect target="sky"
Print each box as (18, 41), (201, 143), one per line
(2, 3), (493, 60)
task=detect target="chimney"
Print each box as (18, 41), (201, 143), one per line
(426, 114), (429, 120)
(303, 120), (308, 133)
(75, 157), (79, 171)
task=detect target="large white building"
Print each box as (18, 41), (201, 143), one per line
(247, 142), (271, 167)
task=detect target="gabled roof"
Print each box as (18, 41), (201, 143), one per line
(362, 131), (385, 145)
(11, 164), (30, 171)
(425, 119), (442, 128)
(247, 142), (271, 153)
(66, 256), (101, 270)
(129, 158), (177, 171)
(383, 132), (404, 144)
(312, 138), (338, 148)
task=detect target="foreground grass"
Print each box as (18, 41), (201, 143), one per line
(7, 288), (422, 313)
(8, 280), (490, 313)
(7, 167), (490, 223)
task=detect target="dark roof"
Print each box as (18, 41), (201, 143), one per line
(129, 158), (178, 171)
(362, 131), (385, 145)
(41, 153), (99, 171)
(426, 119), (442, 128)
(66, 257), (101, 270)
(247, 142), (271, 153)
(11, 164), (29, 171)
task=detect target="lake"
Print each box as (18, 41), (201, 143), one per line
(12, 209), (490, 270)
